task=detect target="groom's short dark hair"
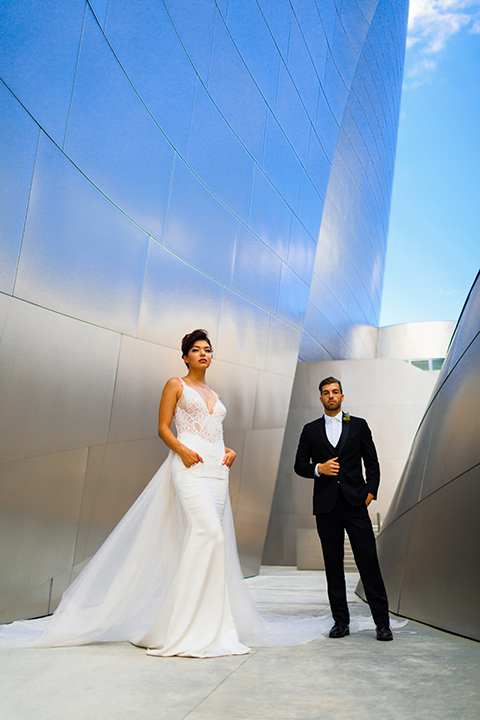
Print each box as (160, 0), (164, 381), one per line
(319, 376), (343, 394)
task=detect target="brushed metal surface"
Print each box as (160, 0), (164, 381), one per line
(65, 8), (175, 240)
(0, 83), (39, 295)
(216, 289), (271, 370)
(0, 298), (120, 464)
(252, 371), (293, 430)
(137, 239), (223, 349)
(0, 448), (88, 617)
(0, 0), (85, 144)
(74, 438), (170, 565)
(15, 135), (150, 336)
(398, 471), (480, 640)
(108, 336), (183, 444)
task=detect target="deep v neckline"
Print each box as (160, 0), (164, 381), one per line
(181, 379), (218, 416)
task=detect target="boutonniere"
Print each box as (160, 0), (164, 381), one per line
(343, 412), (351, 424)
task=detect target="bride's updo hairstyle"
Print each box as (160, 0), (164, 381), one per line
(181, 329), (213, 367)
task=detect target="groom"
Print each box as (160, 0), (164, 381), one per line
(294, 377), (392, 641)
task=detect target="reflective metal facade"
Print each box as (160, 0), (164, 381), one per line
(369, 273), (480, 640)
(0, 0), (408, 621)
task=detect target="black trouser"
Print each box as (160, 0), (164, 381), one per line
(315, 487), (389, 627)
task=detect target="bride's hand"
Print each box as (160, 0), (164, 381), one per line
(222, 447), (236, 467)
(180, 446), (204, 468)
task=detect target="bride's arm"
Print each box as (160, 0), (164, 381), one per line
(158, 378), (204, 468)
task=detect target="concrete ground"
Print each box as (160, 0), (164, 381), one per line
(1, 567), (479, 720)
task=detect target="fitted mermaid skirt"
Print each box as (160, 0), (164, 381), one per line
(136, 432), (249, 657)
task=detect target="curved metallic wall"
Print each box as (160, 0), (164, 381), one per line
(0, 0), (408, 622)
(370, 272), (480, 641)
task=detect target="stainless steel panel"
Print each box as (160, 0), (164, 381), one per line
(239, 428), (284, 493)
(65, 9), (175, 240)
(0, 299), (120, 464)
(0, 447), (88, 615)
(298, 329), (333, 363)
(188, 83), (254, 222)
(256, 0), (292, 58)
(420, 335), (480, 500)
(249, 167), (292, 262)
(331, 13), (359, 87)
(340, 0), (370, 56)
(307, 132), (331, 199)
(288, 216), (317, 285)
(89, 0), (108, 26)
(208, 18), (267, 163)
(108, 336), (184, 444)
(216, 289), (271, 370)
(253, 371), (293, 430)
(277, 265), (310, 329)
(302, 301), (351, 360)
(137, 239), (223, 349)
(297, 172), (324, 241)
(0, 0), (85, 144)
(15, 134), (150, 336)
(105, 0), (197, 158)
(399, 471), (480, 641)
(372, 512), (411, 615)
(79, 438), (170, 562)
(323, 54), (348, 125)
(0, 580), (51, 624)
(226, 0), (281, 109)
(234, 479), (279, 577)
(72, 444), (107, 567)
(0, 293), (11, 342)
(273, 63), (311, 166)
(296, 0), (328, 81)
(223, 430), (246, 503)
(163, 0), (216, 81)
(286, 19), (319, 121)
(232, 226), (282, 313)
(0, 85), (39, 295)
(207, 360), (258, 433)
(163, 158), (238, 286)
(263, 112), (303, 209)
(265, 315), (302, 377)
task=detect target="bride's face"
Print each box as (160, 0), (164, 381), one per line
(184, 340), (212, 370)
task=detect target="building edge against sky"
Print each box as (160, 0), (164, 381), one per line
(0, 0), (408, 622)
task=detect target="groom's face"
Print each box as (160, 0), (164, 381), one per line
(320, 383), (344, 415)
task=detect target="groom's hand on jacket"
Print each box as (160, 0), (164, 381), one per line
(317, 457), (340, 476)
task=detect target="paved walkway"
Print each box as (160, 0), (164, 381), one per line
(1, 568), (479, 720)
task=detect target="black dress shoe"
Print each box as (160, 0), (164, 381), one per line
(329, 622), (350, 638)
(376, 623), (393, 641)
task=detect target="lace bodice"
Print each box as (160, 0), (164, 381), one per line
(174, 379), (226, 445)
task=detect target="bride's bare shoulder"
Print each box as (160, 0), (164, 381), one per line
(162, 377), (184, 398)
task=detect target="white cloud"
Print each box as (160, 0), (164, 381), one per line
(406, 0), (480, 83)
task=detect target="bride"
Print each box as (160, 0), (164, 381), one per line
(0, 330), (388, 655)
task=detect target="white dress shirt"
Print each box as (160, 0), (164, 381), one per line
(315, 412), (343, 477)
(325, 411), (343, 448)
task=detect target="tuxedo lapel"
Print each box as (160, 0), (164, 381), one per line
(335, 412), (350, 456)
(317, 416), (337, 453)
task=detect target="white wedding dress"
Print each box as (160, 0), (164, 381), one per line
(0, 380), (396, 655)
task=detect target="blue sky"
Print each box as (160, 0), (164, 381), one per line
(380, 0), (480, 327)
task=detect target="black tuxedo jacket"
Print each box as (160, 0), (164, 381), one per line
(294, 413), (380, 514)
